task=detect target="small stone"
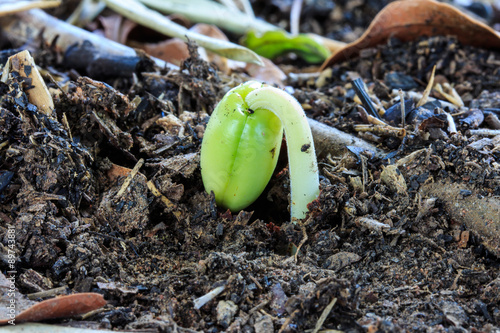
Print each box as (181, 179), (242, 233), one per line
(254, 315), (274, 333)
(323, 252), (361, 271)
(380, 165), (407, 195)
(216, 300), (238, 328)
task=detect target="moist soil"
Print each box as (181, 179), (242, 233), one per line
(1, 1), (500, 332)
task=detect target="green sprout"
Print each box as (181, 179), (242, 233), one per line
(200, 81), (319, 221)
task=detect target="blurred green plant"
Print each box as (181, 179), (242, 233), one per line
(243, 30), (331, 63)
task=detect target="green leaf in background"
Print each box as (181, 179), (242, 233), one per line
(243, 30), (331, 64)
(103, 0), (264, 65)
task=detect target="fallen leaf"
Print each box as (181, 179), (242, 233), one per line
(99, 14), (137, 45)
(143, 38), (190, 66)
(0, 293), (106, 325)
(245, 57), (286, 87)
(321, 0), (500, 69)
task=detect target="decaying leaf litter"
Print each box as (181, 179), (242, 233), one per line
(1, 0), (500, 332)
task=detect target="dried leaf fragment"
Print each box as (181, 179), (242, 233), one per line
(0, 293), (106, 325)
(321, 0), (500, 69)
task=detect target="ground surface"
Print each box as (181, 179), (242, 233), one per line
(1, 1), (500, 332)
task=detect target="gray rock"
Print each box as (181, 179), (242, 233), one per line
(216, 300), (238, 328)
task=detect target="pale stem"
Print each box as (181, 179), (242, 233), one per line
(245, 87), (319, 221)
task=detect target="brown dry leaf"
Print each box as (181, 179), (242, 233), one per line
(99, 14), (137, 45)
(107, 163), (146, 183)
(245, 57), (286, 87)
(142, 22), (285, 85)
(143, 38), (190, 66)
(321, 0), (500, 70)
(0, 293), (106, 325)
(142, 24), (224, 67)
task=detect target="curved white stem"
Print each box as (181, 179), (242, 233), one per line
(246, 86), (319, 221)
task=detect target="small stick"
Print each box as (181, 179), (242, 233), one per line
(353, 124), (406, 139)
(248, 275), (263, 290)
(0, 9), (175, 69)
(469, 129), (500, 136)
(308, 118), (386, 159)
(146, 180), (182, 222)
(417, 65), (436, 107)
(311, 297), (337, 333)
(352, 78), (381, 120)
(248, 300), (269, 314)
(62, 113), (73, 141)
(294, 224), (308, 263)
(278, 309), (300, 333)
(444, 111), (457, 134)
(398, 89), (405, 128)
(193, 285), (225, 309)
(116, 158), (144, 198)
(27, 286), (68, 300)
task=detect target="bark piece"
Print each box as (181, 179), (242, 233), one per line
(1, 50), (54, 115)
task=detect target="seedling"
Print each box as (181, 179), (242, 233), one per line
(200, 81), (319, 221)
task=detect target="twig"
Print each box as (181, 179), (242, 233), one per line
(434, 83), (464, 107)
(353, 123), (406, 139)
(116, 158), (144, 198)
(311, 297), (337, 333)
(398, 89), (405, 128)
(444, 111), (457, 134)
(278, 309), (300, 333)
(27, 286), (68, 300)
(248, 275), (263, 290)
(352, 78), (381, 120)
(294, 224), (308, 263)
(308, 118), (387, 159)
(248, 300), (269, 314)
(193, 285), (226, 309)
(147, 180), (182, 222)
(469, 129), (500, 136)
(417, 65), (436, 107)
(0, 9), (176, 70)
(80, 307), (107, 320)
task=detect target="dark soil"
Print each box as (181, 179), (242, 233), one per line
(1, 1), (499, 332)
